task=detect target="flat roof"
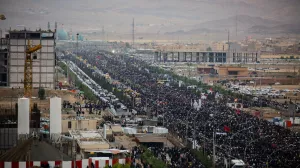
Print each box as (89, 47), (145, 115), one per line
(9, 30), (54, 33)
(69, 130), (108, 146)
(135, 135), (167, 143)
(111, 125), (123, 133)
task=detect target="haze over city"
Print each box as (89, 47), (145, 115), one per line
(1, 0), (300, 168)
(1, 0), (300, 40)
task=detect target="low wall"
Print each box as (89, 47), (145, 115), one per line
(0, 158), (131, 168)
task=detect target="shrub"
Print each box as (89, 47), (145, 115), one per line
(38, 87), (45, 100)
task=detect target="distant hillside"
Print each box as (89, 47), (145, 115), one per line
(165, 15), (282, 35)
(248, 24), (300, 34)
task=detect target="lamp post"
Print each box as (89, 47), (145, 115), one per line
(76, 33), (79, 56)
(0, 14), (6, 20)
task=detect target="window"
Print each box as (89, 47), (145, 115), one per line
(68, 121), (72, 128)
(228, 71), (238, 75)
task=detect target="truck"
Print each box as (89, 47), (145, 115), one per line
(230, 159), (246, 168)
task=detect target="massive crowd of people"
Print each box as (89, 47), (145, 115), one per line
(65, 48), (300, 168)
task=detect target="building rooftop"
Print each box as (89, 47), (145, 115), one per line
(135, 134), (166, 143)
(9, 29), (55, 33)
(69, 130), (109, 150)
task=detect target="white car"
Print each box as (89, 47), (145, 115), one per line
(275, 82), (280, 85)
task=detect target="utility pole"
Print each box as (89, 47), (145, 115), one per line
(212, 131), (216, 168)
(102, 26), (105, 41)
(235, 12), (238, 37)
(76, 33), (79, 56)
(193, 115), (196, 149)
(132, 18), (135, 48)
(227, 30), (230, 64)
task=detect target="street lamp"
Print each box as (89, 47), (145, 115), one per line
(0, 14), (6, 20)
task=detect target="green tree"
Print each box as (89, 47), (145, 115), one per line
(206, 47), (212, 51)
(125, 42), (131, 48)
(280, 56), (284, 59)
(104, 164), (130, 168)
(290, 55), (295, 59)
(38, 87), (45, 100)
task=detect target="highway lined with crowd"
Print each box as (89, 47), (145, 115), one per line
(63, 49), (300, 168)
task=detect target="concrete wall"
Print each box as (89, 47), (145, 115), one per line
(217, 67), (248, 77)
(62, 119), (98, 133)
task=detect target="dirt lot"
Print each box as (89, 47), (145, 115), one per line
(271, 85), (300, 90)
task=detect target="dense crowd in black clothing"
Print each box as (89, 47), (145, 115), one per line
(131, 146), (205, 168)
(65, 49), (300, 168)
(150, 147), (205, 168)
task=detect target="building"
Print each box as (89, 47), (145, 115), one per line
(154, 50), (260, 64)
(62, 118), (100, 133)
(5, 30), (56, 88)
(69, 130), (110, 158)
(211, 42), (228, 51)
(197, 65), (215, 74)
(215, 66), (248, 77)
(135, 134), (172, 148)
(0, 35), (9, 86)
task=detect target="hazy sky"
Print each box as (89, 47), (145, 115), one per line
(1, 0), (299, 34)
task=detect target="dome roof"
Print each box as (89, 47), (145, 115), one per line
(57, 29), (68, 40)
(78, 34), (84, 41)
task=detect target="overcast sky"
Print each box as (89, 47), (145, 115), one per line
(1, 0), (299, 34)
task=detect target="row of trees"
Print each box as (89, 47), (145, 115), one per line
(280, 55), (300, 59)
(58, 62), (98, 102)
(146, 63), (251, 101)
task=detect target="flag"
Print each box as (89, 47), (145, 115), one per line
(224, 125), (230, 132)
(286, 120), (292, 127)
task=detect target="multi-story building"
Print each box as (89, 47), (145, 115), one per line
(0, 35), (9, 86)
(211, 42), (228, 51)
(7, 30), (56, 88)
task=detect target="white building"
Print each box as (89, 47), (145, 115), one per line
(8, 30), (56, 88)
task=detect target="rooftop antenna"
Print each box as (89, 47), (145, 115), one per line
(132, 18), (135, 48)
(227, 30), (230, 64)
